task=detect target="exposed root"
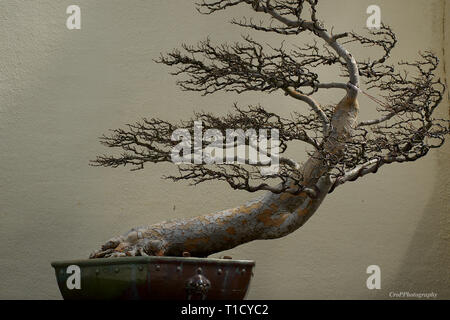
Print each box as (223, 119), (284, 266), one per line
(90, 231), (168, 258)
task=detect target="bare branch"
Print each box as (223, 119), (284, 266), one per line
(283, 87), (329, 131)
(156, 36), (321, 95)
(196, 0), (360, 89)
(344, 24), (397, 85)
(91, 105), (322, 193)
(328, 52), (449, 190)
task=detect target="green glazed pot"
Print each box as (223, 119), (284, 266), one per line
(51, 256), (255, 300)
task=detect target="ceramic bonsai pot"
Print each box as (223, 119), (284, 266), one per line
(51, 256), (255, 300)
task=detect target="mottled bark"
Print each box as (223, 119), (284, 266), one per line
(90, 176), (332, 258)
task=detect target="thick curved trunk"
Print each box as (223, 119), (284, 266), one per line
(90, 93), (358, 259)
(90, 177), (332, 258)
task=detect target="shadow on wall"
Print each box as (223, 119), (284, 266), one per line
(378, 0), (450, 300)
(385, 143), (450, 299)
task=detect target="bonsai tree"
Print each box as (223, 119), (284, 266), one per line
(90, 0), (449, 259)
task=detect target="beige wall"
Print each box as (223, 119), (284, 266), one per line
(0, 0), (448, 299)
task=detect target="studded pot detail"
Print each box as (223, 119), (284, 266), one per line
(51, 256), (254, 300)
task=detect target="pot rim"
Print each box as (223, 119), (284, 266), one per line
(51, 256), (255, 268)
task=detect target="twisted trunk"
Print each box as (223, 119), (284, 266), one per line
(90, 92), (359, 258)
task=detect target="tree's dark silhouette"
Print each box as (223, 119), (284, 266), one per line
(90, 0), (448, 259)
